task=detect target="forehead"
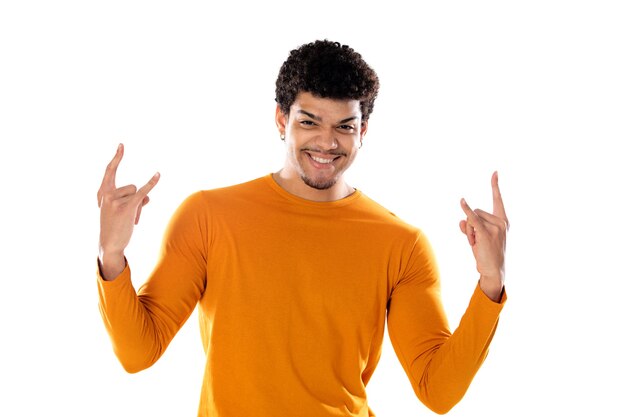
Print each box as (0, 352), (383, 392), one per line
(290, 92), (361, 120)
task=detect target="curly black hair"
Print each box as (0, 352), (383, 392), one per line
(275, 40), (380, 121)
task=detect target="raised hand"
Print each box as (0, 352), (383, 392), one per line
(97, 144), (160, 280)
(459, 171), (509, 302)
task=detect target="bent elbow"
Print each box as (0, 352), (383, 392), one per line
(114, 348), (159, 374)
(120, 360), (150, 374)
(418, 378), (468, 415)
(426, 400), (456, 415)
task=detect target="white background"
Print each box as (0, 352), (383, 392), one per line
(1, 1), (625, 416)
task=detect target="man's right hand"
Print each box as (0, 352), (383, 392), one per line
(97, 144), (160, 280)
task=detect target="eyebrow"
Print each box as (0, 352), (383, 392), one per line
(297, 110), (359, 124)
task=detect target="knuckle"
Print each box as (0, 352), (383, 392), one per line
(104, 194), (117, 206)
(100, 190), (111, 202)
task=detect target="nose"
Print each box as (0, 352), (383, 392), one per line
(316, 128), (338, 151)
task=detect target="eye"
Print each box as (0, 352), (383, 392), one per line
(338, 124), (355, 131)
(299, 120), (315, 126)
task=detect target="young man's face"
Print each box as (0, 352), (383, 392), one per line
(275, 92), (367, 197)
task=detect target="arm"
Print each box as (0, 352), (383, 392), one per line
(387, 172), (508, 414)
(387, 255), (505, 414)
(96, 145), (206, 373)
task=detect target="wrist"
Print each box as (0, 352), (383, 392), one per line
(479, 274), (504, 303)
(98, 249), (126, 281)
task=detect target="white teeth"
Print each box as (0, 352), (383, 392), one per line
(311, 155), (334, 164)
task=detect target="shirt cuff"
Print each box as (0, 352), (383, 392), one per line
(96, 257), (131, 285)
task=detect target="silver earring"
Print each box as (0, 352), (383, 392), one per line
(280, 133), (285, 141)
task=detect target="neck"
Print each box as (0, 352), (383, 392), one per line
(271, 171), (355, 202)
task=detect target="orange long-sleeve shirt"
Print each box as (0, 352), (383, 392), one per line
(98, 174), (505, 416)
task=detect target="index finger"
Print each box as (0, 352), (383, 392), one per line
(491, 171), (508, 225)
(101, 143), (124, 191)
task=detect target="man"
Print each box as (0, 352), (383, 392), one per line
(97, 40), (508, 416)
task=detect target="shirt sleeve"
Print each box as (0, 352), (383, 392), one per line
(386, 232), (506, 414)
(97, 192), (209, 373)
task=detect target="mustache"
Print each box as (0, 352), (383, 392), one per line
(301, 147), (347, 157)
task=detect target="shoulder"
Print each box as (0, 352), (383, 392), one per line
(347, 192), (434, 257)
(187, 176), (267, 200)
(165, 176), (268, 231)
(204, 176), (268, 198)
(355, 192), (422, 234)
(176, 176), (270, 213)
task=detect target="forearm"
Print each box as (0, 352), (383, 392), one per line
(96, 190), (208, 373)
(97, 262), (169, 373)
(413, 284), (505, 413)
(388, 283), (505, 414)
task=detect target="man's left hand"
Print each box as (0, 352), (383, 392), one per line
(459, 171), (509, 302)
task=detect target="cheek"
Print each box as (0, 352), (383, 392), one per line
(341, 136), (361, 152)
(287, 140), (304, 161)
(287, 131), (311, 147)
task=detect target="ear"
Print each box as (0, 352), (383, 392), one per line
(359, 120), (368, 145)
(275, 105), (287, 134)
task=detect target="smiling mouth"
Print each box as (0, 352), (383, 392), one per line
(310, 155), (337, 164)
(303, 150), (344, 166)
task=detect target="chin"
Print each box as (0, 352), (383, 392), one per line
(301, 175), (337, 190)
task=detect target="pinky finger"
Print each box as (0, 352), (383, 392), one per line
(136, 172), (161, 200)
